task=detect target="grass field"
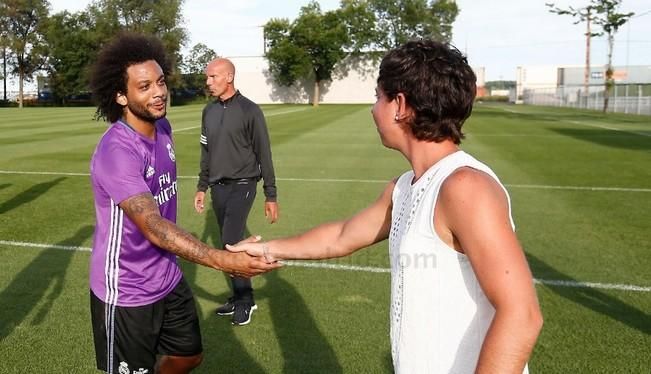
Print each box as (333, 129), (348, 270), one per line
(0, 103), (650, 373)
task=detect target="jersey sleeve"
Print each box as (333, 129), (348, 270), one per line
(94, 142), (150, 204)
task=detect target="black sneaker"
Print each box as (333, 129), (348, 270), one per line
(215, 297), (236, 316)
(232, 301), (257, 326)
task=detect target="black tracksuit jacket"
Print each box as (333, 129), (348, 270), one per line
(197, 91), (277, 201)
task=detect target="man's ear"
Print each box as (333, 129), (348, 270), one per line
(116, 92), (127, 106)
(227, 73), (234, 83)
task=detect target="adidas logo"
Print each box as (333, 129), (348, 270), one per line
(145, 165), (155, 179)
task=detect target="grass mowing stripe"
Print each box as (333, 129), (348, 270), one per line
(1, 169), (649, 192)
(173, 107), (312, 133)
(2, 239), (649, 292)
(1, 133), (103, 161)
(568, 120), (651, 138)
(487, 104), (651, 137)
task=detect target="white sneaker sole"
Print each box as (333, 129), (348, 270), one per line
(216, 304), (235, 316)
(232, 304), (258, 326)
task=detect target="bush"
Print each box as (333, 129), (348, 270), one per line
(476, 95), (509, 103)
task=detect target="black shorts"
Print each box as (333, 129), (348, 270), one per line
(90, 277), (203, 373)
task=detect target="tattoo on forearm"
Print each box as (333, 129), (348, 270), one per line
(122, 193), (212, 265)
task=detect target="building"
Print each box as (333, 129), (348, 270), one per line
(229, 55), (377, 104)
(515, 64), (651, 114)
(516, 64), (651, 100)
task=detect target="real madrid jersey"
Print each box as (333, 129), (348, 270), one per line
(89, 118), (182, 307)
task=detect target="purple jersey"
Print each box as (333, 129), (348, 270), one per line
(90, 118), (182, 307)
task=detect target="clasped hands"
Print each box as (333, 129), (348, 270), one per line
(223, 235), (279, 278)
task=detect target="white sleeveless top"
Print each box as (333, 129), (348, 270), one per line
(389, 151), (528, 373)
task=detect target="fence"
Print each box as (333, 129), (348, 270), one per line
(521, 84), (651, 115)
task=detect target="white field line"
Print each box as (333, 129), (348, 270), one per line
(1, 169), (650, 192)
(533, 278), (651, 292)
(1, 239), (649, 293)
(503, 184), (651, 193)
(172, 107), (310, 133)
(569, 120), (618, 131)
(495, 106), (520, 114)
(171, 126), (200, 133)
(0, 170), (90, 177)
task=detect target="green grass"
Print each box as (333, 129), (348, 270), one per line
(0, 103), (650, 373)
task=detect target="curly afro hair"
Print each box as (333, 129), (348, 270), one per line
(90, 32), (171, 123)
(378, 40), (476, 144)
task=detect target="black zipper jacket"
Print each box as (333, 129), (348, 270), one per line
(197, 91), (277, 201)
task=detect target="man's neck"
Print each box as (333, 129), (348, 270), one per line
(219, 88), (237, 102)
(122, 113), (156, 140)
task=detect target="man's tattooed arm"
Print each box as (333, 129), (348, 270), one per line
(118, 192), (282, 277)
(119, 192), (216, 266)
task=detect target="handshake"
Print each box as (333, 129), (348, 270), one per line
(227, 235), (278, 263)
(219, 235), (281, 278)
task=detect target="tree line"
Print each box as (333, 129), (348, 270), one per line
(0, 0), (459, 107)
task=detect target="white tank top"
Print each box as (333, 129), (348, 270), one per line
(389, 151), (528, 373)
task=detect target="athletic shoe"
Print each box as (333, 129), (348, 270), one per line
(215, 297), (236, 316)
(232, 301), (257, 326)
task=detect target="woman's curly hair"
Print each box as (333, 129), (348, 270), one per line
(90, 32), (171, 123)
(377, 40), (476, 144)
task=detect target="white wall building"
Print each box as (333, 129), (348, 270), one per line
(515, 64), (651, 101)
(515, 65), (560, 103)
(230, 55), (378, 104)
(514, 64), (651, 114)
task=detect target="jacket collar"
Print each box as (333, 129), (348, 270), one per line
(218, 90), (240, 106)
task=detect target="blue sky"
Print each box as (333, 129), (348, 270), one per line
(41, 0), (651, 82)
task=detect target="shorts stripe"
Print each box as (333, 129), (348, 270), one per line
(105, 201), (123, 373)
(107, 304), (115, 374)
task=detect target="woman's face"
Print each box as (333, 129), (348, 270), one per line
(371, 86), (401, 149)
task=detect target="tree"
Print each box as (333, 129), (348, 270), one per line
(338, 0), (379, 54)
(43, 10), (97, 104)
(547, 0), (633, 113)
(591, 0), (633, 112)
(182, 43), (217, 74)
(1, 46), (7, 102)
(43, 1), (187, 106)
(1, 27), (10, 102)
(95, 0), (187, 55)
(264, 0), (459, 106)
(1, 10), (9, 102)
(369, 0), (458, 50)
(547, 3), (599, 107)
(0, 0), (49, 108)
(179, 43), (217, 97)
(264, 2), (348, 106)
(91, 0), (188, 101)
